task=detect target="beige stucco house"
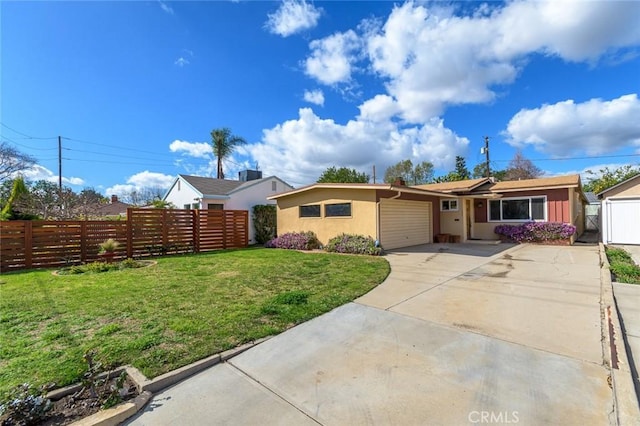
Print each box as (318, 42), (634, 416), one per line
(269, 175), (587, 250)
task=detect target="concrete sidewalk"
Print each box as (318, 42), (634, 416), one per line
(128, 244), (613, 425)
(612, 244), (640, 408)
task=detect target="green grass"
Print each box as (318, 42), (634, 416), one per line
(0, 248), (389, 398)
(605, 247), (640, 284)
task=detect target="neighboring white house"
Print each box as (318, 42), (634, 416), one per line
(599, 173), (640, 245)
(163, 171), (293, 244)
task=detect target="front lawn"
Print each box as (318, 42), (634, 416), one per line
(0, 248), (389, 398)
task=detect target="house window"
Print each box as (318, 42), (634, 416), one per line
(208, 203), (223, 210)
(272, 181), (277, 191)
(489, 197), (546, 221)
(325, 203), (352, 217)
(299, 205), (321, 218)
(441, 199), (458, 211)
(183, 204), (190, 209)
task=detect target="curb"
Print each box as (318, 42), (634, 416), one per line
(46, 337), (271, 426)
(599, 243), (640, 425)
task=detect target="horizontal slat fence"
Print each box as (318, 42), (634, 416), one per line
(0, 208), (248, 272)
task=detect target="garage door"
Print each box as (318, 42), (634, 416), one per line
(603, 198), (640, 244)
(379, 199), (432, 249)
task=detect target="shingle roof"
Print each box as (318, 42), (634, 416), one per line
(96, 201), (131, 216)
(584, 192), (599, 203)
(414, 178), (489, 192)
(488, 174), (580, 191)
(180, 175), (245, 196)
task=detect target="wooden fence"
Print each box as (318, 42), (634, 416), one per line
(0, 208), (248, 272)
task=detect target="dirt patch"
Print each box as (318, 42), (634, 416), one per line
(41, 375), (139, 426)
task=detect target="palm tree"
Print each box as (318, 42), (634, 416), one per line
(210, 128), (247, 179)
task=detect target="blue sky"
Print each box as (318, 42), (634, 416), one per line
(2, 0), (640, 196)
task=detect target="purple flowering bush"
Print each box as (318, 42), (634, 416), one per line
(325, 234), (381, 256)
(494, 222), (576, 243)
(264, 231), (321, 250)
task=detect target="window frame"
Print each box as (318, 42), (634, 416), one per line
(488, 196), (547, 222)
(207, 203), (224, 210)
(440, 199), (459, 212)
(299, 204), (321, 218)
(324, 202), (352, 218)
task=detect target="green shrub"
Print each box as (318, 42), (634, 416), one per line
(252, 205), (277, 244)
(606, 247), (640, 284)
(325, 234), (381, 255)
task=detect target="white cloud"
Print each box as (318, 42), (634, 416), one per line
(256, 1), (640, 185)
(105, 171), (175, 196)
(360, 1), (640, 122)
(504, 94), (640, 155)
(304, 30), (360, 85)
(250, 108), (468, 186)
(265, 0), (322, 37)
(174, 57), (189, 67)
(303, 89), (324, 106)
(169, 140), (212, 158)
(158, 1), (174, 15)
(18, 164), (85, 186)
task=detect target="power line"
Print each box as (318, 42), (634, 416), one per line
(493, 153), (640, 163)
(0, 122), (57, 140)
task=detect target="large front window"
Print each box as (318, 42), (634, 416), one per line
(489, 197), (546, 221)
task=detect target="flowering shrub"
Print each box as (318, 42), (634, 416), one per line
(325, 234), (381, 256)
(494, 222), (576, 243)
(264, 231), (321, 250)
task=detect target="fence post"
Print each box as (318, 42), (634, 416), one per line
(193, 209), (200, 253)
(222, 211), (228, 249)
(24, 221), (33, 269)
(126, 208), (133, 258)
(80, 221), (87, 263)
(244, 211), (248, 247)
(162, 209), (168, 249)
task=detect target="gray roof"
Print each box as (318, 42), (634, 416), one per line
(179, 174), (272, 196)
(584, 192), (599, 203)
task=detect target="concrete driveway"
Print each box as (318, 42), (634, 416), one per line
(128, 243), (613, 425)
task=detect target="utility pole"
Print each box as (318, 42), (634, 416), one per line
(372, 165), (376, 183)
(58, 136), (62, 192)
(481, 136), (490, 178)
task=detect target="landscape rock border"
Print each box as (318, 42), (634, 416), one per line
(45, 337), (271, 426)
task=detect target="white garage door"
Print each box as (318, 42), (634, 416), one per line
(379, 199), (432, 250)
(603, 198), (640, 244)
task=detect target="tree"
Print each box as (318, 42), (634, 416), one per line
(120, 187), (166, 206)
(0, 142), (37, 182)
(583, 165), (640, 194)
(0, 176), (29, 220)
(383, 160), (434, 185)
(432, 156), (470, 183)
(504, 151), (542, 181)
(472, 163), (507, 181)
(454, 156), (470, 180)
(74, 188), (107, 218)
(210, 128), (246, 179)
(317, 166), (369, 183)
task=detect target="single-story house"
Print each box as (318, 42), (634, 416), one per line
(267, 182), (455, 249)
(163, 170), (293, 244)
(416, 174), (587, 243)
(268, 174), (587, 250)
(598, 173), (640, 245)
